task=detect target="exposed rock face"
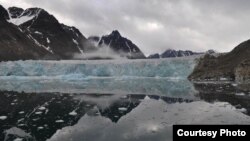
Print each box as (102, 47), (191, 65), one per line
(189, 39), (250, 82)
(0, 5), (9, 20)
(8, 7), (91, 59)
(98, 30), (146, 59)
(235, 60), (250, 83)
(0, 6), (53, 61)
(8, 7), (24, 18)
(188, 54), (234, 81)
(148, 53), (160, 59)
(1, 5), (147, 61)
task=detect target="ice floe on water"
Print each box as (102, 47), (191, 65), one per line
(18, 111), (25, 114)
(236, 92), (245, 96)
(55, 120), (64, 123)
(118, 107), (128, 111)
(38, 106), (46, 110)
(0, 116), (7, 120)
(38, 127), (44, 130)
(4, 127), (32, 141)
(69, 111), (77, 116)
(35, 112), (43, 115)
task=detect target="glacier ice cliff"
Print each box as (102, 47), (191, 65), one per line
(0, 58), (195, 78)
(0, 57), (197, 96)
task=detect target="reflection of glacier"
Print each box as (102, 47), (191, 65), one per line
(0, 58), (197, 96)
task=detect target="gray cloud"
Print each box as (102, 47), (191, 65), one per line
(1, 0), (250, 55)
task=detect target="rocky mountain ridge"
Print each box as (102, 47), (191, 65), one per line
(0, 5), (147, 61)
(188, 39), (250, 83)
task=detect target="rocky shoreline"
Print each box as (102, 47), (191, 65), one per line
(188, 39), (250, 84)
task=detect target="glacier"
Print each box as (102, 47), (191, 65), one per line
(0, 58), (195, 77)
(0, 57), (197, 97)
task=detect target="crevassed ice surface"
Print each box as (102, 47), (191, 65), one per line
(0, 57), (197, 97)
(0, 58), (195, 77)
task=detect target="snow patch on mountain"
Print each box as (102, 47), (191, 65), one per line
(73, 39), (83, 54)
(7, 8), (42, 26)
(8, 14), (35, 25)
(27, 34), (53, 54)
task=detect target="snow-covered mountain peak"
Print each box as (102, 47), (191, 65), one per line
(7, 7), (43, 26)
(22, 8), (43, 17)
(94, 30), (146, 59)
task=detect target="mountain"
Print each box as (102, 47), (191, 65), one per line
(90, 30), (146, 59)
(148, 53), (161, 59)
(0, 5), (53, 61)
(3, 5), (145, 60)
(7, 7), (90, 59)
(0, 5), (9, 20)
(148, 49), (201, 59)
(188, 39), (250, 83)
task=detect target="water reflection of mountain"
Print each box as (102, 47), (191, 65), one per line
(0, 91), (193, 141)
(1, 83), (250, 141)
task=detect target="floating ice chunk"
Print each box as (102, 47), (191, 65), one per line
(118, 107), (128, 111)
(18, 118), (24, 123)
(47, 38), (50, 43)
(45, 109), (49, 114)
(34, 31), (42, 35)
(38, 107), (46, 110)
(35, 112), (42, 115)
(18, 124), (25, 127)
(32, 118), (40, 121)
(0, 116), (7, 120)
(13, 138), (23, 141)
(55, 120), (64, 123)
(19, 111), (25, 114)
(38, 126), (44, 130)
(220, 77), (228, 81)
(236, 93), (245, 96)
(69, 111), (77, 116)
(232, 83), (238, 87)
(4, 127), (31, 138)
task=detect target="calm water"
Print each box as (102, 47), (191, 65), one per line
(0, 59), (250, 141)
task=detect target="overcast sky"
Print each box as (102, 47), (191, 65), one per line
(1, 0), (250, 55)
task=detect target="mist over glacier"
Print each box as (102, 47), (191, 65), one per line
(0, 57), (197, 97)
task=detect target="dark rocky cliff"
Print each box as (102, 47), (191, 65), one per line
(188, 39), (250, 82)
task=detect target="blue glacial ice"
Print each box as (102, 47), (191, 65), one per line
(0, 57), (198, 97)
(0, 58), (195, 78)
